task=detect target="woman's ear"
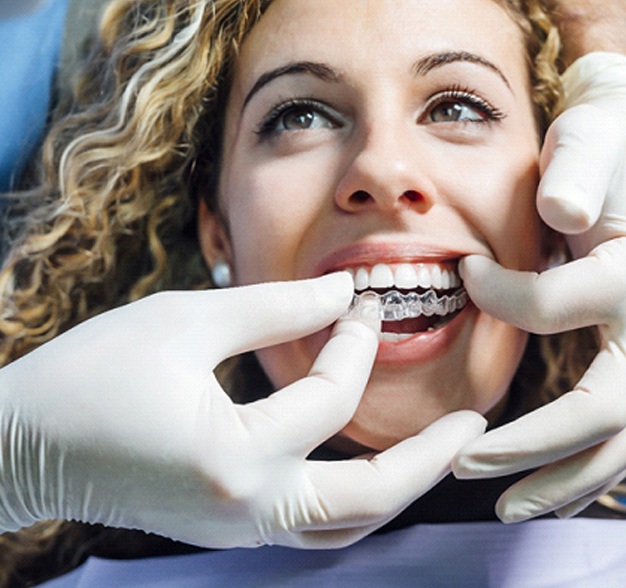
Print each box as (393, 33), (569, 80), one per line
(197, 198), (233, 271)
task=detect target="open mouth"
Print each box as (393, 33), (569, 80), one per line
(347, 261), (468, 342)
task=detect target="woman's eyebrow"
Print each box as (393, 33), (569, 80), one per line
(413, 51), (512, 91)
(243, 61), (339, 110)
(242, 51), (511, 111)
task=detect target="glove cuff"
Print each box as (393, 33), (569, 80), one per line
(0, 420), (40, 533)
(562, 52), (626, 108)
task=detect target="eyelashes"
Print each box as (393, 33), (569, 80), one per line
(255, 99), (342, 137)
(425, 85), (506, 124)
(255, 85), (506, 138)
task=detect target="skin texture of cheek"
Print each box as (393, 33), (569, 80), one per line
(224, 157), (336, 286)
(466, 316), (530, 417)
(449, 155), (543, 270)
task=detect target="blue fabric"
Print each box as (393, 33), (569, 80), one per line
(40, 519), (626, 588)
(0, 0), (70, 191)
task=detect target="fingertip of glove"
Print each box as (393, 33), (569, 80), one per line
(316, 272), (355, 300)
(458, 255), (495, 284)
(426, 412), (487, 456)
(537, 194), (596, 235)
(444, 410), (488, 436)
(451, 453), (484, 479)
(293, 272), (355, 320)
(342, 292), (382, 335)
(554, 503), (580, 520)
(494, 497), (532, 524)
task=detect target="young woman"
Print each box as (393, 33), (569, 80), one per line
(1, 0), (625, 585)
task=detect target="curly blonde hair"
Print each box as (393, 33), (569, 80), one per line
(0, 0), (270, 366)
(0, 0), (597, 584)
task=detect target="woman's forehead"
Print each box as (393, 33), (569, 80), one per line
(232, 0), (527, 98)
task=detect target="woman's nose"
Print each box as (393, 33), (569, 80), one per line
(334, 125), (437, 214)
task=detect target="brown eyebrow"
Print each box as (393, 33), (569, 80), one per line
(413, 51), (512, 91)
(242, 61), (340, 110)
(243, 51), (511, 111)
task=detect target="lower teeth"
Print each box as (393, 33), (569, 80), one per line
(351, 288), (468, 322)
(380, 332), (415, 343)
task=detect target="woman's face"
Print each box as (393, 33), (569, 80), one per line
(200, 0), (546, 450)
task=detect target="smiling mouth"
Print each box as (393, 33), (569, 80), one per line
(347, 261), (468, 342)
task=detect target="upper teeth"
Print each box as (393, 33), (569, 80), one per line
(350, 262), (461, 291)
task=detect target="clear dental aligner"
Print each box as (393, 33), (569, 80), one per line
(350, 288), (468, 321)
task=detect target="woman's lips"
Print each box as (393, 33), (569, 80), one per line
(314, 241), (466, 275)
(375, 303), (476, 365)
(312, 243), (476, 364)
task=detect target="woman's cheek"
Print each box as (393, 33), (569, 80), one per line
(466, 160), (542, 270)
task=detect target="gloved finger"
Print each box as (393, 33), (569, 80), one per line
(555, 474), (625, 520)
(246, 306), (381, 453)
(454, 348), (626, 479)
(299, 411), (486, 531)
(493, 430), (626, 523)
(286, 415), (485, 550)
(156, 272), (354, 363)
(459, 247), (626, 334)
(538, 104), (621, 234)
(213, 273), (357, 360)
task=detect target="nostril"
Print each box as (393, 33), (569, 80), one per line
(343, 188), (430, 210)
(402, 190), (423, 202)
(350, 190), (372, 204)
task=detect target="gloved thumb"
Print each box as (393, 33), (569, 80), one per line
(189, 273), (356, 362)
(459, 254), (617, 334)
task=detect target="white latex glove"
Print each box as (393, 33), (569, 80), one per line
(0, 273), (486, 548)
(538, 52), (626, 251)
(453, 53), (626, 522)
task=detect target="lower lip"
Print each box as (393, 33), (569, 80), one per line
(375, 303), (477, 365)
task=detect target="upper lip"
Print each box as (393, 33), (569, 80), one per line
(314, 241), (467, 276)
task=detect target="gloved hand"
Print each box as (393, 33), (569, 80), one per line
(0, 273), (485, 548)
(453, 52), (626, 522)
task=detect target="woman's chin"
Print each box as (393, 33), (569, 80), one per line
(334, 403), (453, 453)
(333, 374), (512, 454)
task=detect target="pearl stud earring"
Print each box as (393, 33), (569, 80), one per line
(211, 260), (232, 288)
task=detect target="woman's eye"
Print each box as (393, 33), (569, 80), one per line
(424, 89), (504, 126)
(429, 101), (487, 123)
(256, 101), (339, 136)
(281, 107), (331, 131)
